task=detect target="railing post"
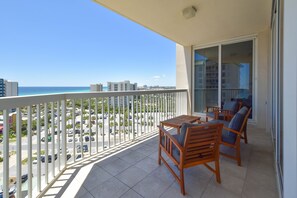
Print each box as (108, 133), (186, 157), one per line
(61, 99), (67, 167)
(3, 110), (9, 198)
(132, 95), (135, 140)
(16, 107), (22, 196)
(57, 101), (61, 171)
(88, 98), (92, 155)
(27, 106), (33, 198)
(51, 102), (55, 179)
(44, 103), (49, 184)
(36, 104), (41, 192)
(95, 98), (99, 153)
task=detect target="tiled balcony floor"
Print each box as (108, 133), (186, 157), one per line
(44, 126), (279, 198)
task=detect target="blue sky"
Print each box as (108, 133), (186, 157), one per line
(0, 1), (176, 87)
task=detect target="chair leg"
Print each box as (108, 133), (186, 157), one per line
(244, 127), (248, 144)
(180, 168), (185, 195)
(215, 159), (221, 183)
(236, 146), (241, 166)
(158, 146), (161, 165)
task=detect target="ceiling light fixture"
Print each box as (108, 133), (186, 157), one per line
(182, 6), (197, 19)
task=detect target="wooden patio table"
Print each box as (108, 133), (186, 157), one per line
(160, 115), (201, 134)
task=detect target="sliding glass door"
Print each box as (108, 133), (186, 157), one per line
(193, 40), (254, 118)
(221, 41), (253, 118)
(194, 47), (219, 112)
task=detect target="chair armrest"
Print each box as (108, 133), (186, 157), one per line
(158, 126), (183, 152)
(206, 106), (220, 112)
(213, 109), (234, 121)
(223, 126), (241, 135)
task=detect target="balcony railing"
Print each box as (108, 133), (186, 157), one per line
(0, 89), (187, 198)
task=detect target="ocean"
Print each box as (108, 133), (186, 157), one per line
(18, 87), (107, 96)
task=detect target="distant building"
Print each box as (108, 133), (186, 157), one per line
(107, 80), (137, 92)
(0, 78), (18, 97)
(5, 81), (18, 97)
(0, 79), (5, 97)
(90, 83), (103, 92)
(107, 80), (137, 106)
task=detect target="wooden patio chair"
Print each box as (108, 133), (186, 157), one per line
(158, 123), (223, 195)
(206, 101), (241, 121)
(208, 106), (251, 166)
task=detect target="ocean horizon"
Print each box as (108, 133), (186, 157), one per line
(19, 86), (107, 96)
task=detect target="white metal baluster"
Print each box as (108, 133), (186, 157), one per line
(102, 97), (105, 150)
(132, 95), (135, 140)
(44, 103), (49, 184)
(88, 98), (91, 155)
(57, 101), (61, 171)
(122, 96), (126, 142)
(153, 95), (156, 129)
(166, 93), (168, 119)
(3, 110), (9, 198)
(146, 95), (148, 133)
(16, 108), (22, 197)
(118, 96), (122, 144)
(108, 98), (111, 148)
(144, 95), (146, 134)
(27, 106), (33, 198)
(61, 100), (66, 167)
(80, 99), (83, 158)
(95, 98), (99, 153)
(112, 97), (116, 146)
(174, 93), (176, 117)
(169, 93), (171, 118)
(51, 103), (55, 178)
(36, 105), (42, 191)
(72, 100), (76, 162)
(171, 93), (173, 117)
(150, 94), (152, 132)
(162, 93), (165, 121)
(56, 101), (61, 172)
(140, 95), (142, 134)
(136, 95), (139, 136)
(168, 93), (171, 118)
(127, 96), (130, 140)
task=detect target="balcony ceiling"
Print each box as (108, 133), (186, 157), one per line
(93, 0), (272, 46)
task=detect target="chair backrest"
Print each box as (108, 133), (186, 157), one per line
(226, 107), (252, 144)
(223, 101), (239, 114)
(183, 123), (223, 167)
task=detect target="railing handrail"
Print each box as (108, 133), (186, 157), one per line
(0, 89), (187, 110)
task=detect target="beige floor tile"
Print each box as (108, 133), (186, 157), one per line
(242, 180), (279, 198)
(135, 157), (159, 174)
(120, 150), (147, 164)
(89, 177), (129, 198)
(120, 189), (144, 198)
(82, 166), (113, 191)
(116, 166), (148, 187)
(99, 158), (132, 176)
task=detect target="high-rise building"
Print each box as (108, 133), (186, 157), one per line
(107, 80), (137, 92)
(107, 80), (137, 106)
(0, 79), (5, 97)
(0, 78), (18, 97)
(5, 81), (18, 97)
(90, 83), (103, 92)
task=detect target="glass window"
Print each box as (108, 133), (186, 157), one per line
(194, 46), (218, 113)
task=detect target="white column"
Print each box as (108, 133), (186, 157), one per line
(176, 44), (191, 115)
(283, 0), (297, 197)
